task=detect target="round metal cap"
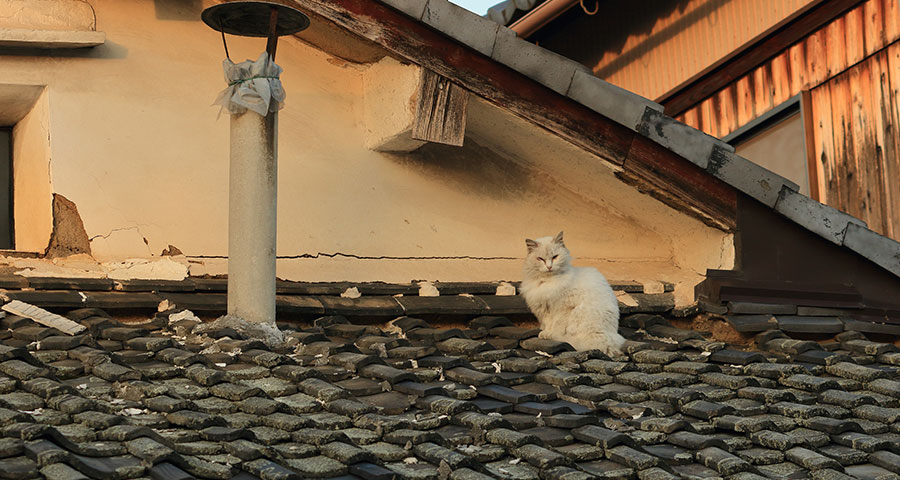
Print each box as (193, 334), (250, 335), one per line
(202, 1), (310, 37)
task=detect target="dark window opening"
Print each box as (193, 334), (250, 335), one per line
(0, 128), (12, 249)
(725, 96), (811, 196)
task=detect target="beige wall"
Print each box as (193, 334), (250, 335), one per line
(0, 0), (733, 299)
(0, 0), (96, 31)
(11, 87), (53, 251)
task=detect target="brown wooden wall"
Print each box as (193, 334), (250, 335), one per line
(809, 46), (900, 239)
(533, 0), (816, 101)
(676, 0), (900, 240)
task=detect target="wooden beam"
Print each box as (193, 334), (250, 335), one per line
(659, 0), (866, 117)
(617, 135), (737, 231)
(284, 0), (737, 229)
(800, 89), (820, 201)
(412, 69), (468, 146)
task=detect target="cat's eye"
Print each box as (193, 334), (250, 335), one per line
(537, 257), (545, 262)
(552, 255), (558, 260)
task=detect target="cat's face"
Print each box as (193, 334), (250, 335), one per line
(524, 231), (571, 276)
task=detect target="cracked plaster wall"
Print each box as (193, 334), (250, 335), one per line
(0, 0), (733, 296)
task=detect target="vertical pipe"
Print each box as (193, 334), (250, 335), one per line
(227, 110), (277, 324)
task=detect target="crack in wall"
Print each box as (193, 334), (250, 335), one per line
(88, 225), (154, 257)
(186, 252), (520, 261)
(184, 253), (666, 262)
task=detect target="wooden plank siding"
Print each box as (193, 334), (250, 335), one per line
(676, 0), (900, 240)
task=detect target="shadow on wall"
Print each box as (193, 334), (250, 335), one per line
(154, 0), (204, 21)
(0, 41), (129, 60)
(534, 0), (714, 77)
(384, 139), (535, 201)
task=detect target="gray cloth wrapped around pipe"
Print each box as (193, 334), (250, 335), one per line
(214, 52), (284, 117)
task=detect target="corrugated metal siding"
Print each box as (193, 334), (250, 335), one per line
(594, 0), (816, 101)
(676, 0), (900, 240)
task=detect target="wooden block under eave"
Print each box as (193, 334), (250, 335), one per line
(411, 69), (468, 147)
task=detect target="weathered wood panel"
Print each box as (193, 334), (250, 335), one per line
(828, 74), (851, 211)
(807, 51), (900, 238)
(810, 80), (834, 200)
(412, 69), (468, 147)
(675, 0), (900, 239)
(883, 43), (900, 236)
(800, 90), (820, 200)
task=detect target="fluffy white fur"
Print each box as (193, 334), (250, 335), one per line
(520, 232), (625, 355)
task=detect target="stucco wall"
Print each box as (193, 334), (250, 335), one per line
(11, 87), (53, 251)
(0, 0), (733, 296)
(0, 0), (96, 31)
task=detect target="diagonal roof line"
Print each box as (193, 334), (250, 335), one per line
(290, 0), (900, 281)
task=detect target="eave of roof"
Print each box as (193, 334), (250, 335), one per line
(281, 0), (900, 283)
(286, 0), (739, 231)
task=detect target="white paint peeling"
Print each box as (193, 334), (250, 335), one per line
(495, 282), (517, 296)
(340, 287), (362, 299)
(417, 281), (439, 297)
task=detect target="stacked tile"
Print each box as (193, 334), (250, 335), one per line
(0, 308), (900, 479)
(721, 302), (900, 336)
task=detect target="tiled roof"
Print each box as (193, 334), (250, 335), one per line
(375, 0), (900, 281)
(720, 302), (900, 337)
(2, 302), (900, 479)
(0, 276), (678, 318)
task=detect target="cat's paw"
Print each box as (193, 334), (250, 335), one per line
(538, 330), (551, 339)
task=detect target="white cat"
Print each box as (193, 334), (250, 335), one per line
(520, 231), (625, 355)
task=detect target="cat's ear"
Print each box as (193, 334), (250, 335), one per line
(554, 231), (564, 245)
(525, 238), (538, 253)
